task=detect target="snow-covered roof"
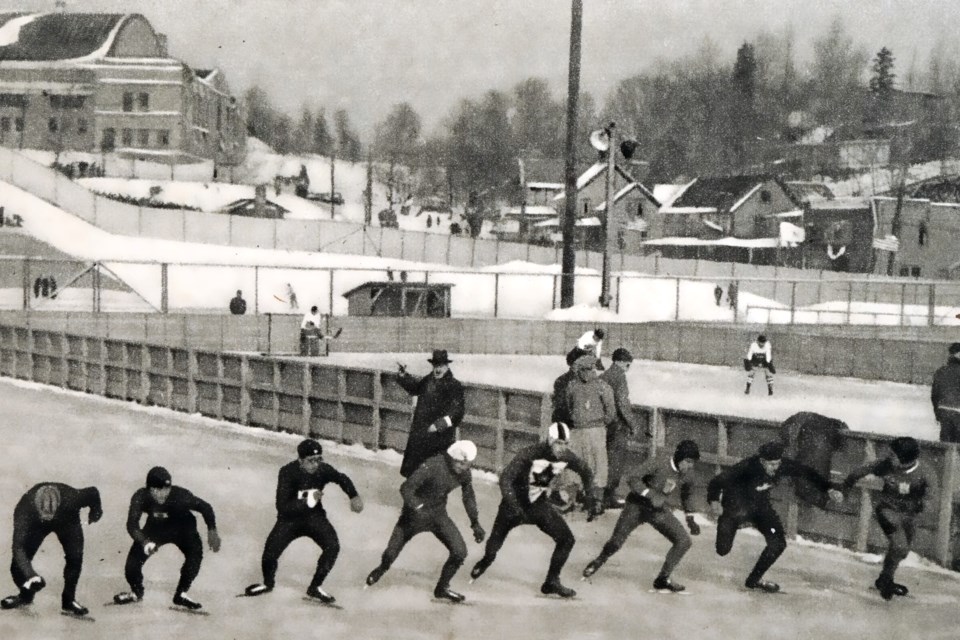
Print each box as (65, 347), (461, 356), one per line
(641, 236), (779, 248)
(503, 205), (556, 217)
(527, 182), (563, 190)
(594, 181), (660, 212)
(533, 216), (601, 228)
(653, 184), (685, 204)
(552, 163), (640, 201)
(0, 12), (131, 61)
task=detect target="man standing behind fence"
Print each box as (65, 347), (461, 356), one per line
(600, 348), (646, 508)
(931, 343), (960, 443)
(229, 290), (247, 315)
(396, 350), (465, 477)
(564, 354), (615, 515)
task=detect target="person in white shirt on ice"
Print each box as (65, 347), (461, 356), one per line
(567, 328), (605, 371)
(744, 334), (775, 395)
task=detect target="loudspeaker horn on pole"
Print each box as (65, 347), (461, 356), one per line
(589, 129), (610, 152)
(619, 139), (638, 159)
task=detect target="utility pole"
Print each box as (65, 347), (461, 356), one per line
(599, 122), (616, 308)
(330, 147), (337, 219)
(364, 152), (373, 226)
(560, 0), (582, 308)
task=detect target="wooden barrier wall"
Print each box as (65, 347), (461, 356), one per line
(0, 324), (956, 567)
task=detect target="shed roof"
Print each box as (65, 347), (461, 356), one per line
(0, 12), (128, 60)
(341, 281), (454, 299)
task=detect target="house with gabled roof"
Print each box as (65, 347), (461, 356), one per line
(644, 175), (803, 264)
(0, 12), (244, 168)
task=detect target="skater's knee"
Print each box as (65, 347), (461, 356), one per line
(675, 535), (692, 555)
(768, 534), (787, 556)
(557, 531), (575, 552)
(715, 539), (733, 556)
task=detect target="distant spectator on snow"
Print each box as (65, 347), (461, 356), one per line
(229, 290), (247, 315)
(285, 283), (298, 311)
(728, 281), (739, 311)
(714, 284), (723, 306)
(33, 277), (41, 299)
(40, 277), (49, 298)
(386, 267), (395, 282)
(400, 271), (408, 283)
(49, 277), (57, 298)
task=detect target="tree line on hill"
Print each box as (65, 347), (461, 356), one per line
(243, 16), (960, 210)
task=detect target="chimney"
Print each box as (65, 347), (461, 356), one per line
(156, 33), (169, 58)
(254, 184), (267, 219)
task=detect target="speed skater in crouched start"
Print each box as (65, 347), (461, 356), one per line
(1, 483), (102, 616)
(583, 440), (702, 593)
(112, 467), (221, 611)
(365, 440), (485, 604)
(470, 422), (599, 599)
(244, 439), (363, 605)
(744, 334), (775, 396)
(843, 437), (934, 600)
(707, 442), (843, 593)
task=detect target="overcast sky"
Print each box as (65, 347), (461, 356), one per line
(9, 0), (958, 137)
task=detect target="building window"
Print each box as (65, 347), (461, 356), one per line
(121, 128), (133, 146)
(48, 118), (58, 133)
(760, 189), (771, 203)
(918, 221), (928, 247)
(122, 92), (134, 112)
(0, 117), (9, 132)
(138, 92), (149, 111)
(0, 93), (26, 108)
(138, 129), (150, 146)
(158, 129), (170, 146)
(49, 95), (84, 109)
(899, 266), (921, 278)
(636, 201), (644, 218)
(582, 199), (591, 215)
(77, 118), (87, 135)
(15, 118), (23, 132)
(101, 128), (116, 151)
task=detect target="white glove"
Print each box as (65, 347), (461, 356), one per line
(143, 541), (157, 556)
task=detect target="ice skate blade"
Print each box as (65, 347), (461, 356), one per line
(61, 611), (96, 622)
(169, 605), (210, 616)
(648, 589), (691, 595)
(430, 598), (471, 606)
(302, 596), (343, 610)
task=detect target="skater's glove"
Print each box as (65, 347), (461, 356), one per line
(143, 541), (158, 556)
(350, 496), (364, 513)
(686, 514), (701, 536)
(586, 500), (603, 522)
(709, 501), (723, 517)
(471, 522), (486, 543)
(428, 416), (453, 433)
(88, 506), (103, 524)
(208, 528), (221, 553)
(827, 489), (844, 504)
(333, 328), (343, 339)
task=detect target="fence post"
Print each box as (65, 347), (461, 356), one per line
(928, 283), (936, 327)
(239, 355), (251, 425)
(186, 349), (198, 414)
(21, 257), (29, 311)
(302, 362), (312, 437)
(328, 270), (335, 315)
(336, 368), (347, 443)
(674, 277), (680, 321)
(789, 281), (796, 325)
(372, 371), (383, 450)
(496, 389), (507, 473)
(493, 273), (499, 318)
(899, 282), (906, 326)
(160, 263), (169, 314)
(615, 275), (621, 314)
(552, 275), (558, 310)
(846, 280), (853, 325)
(936, 444), (957, 566)
(254, 266), (259, 315)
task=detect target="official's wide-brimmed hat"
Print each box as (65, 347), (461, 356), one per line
(428, 349), (453, 365)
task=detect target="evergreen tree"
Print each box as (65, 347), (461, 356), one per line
(334, 109), (362, 161)
(869, 46), (896, 95)
(733, 42), (758, 100)
(312, 108), (333, 156)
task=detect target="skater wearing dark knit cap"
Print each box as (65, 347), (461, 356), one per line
(707, 442), (842, 593)
(470, 423), (598, 599)
(583, 440), (702, 593)
(0, 483), (102, 616)
(113, 467), (220, 610)
(843, 437), (934, 600)
(366, 440), (485, 603)
(244, 439), (363, 604)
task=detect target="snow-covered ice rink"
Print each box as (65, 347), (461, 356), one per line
(1, 376), (958, 640)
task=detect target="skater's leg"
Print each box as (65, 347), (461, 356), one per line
(649, 509), (692, 579)
(474, 501), (523, 573)
(714, 513), (740, 556)
(745, 506), (786, 585)
(260, 520), (300, 589)
(431, 514), (468, 593)
(54, 523), (84, 607)
(306, 515), (340, 589)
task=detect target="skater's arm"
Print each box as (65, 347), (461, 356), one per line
(565, 451), (595, 497)
(610, 376), (642, 434)
(400, 460), (432, 510)
(842, 459), (889, 490)
(181, 489), (217, 531)
(125, 490), (148, 545)
(77, 486), (103, 523)
(437, 380), (465, 429)
(680, 481), (695, 514)
(599, 381), (617, 426)
(396, 372), (425, 395)
(322, 464), (359, 499)
(706, 459), (750, 504)
(782, 458), (833, 493)
(460, 478), (480, 527)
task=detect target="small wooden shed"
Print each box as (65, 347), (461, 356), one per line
(342, 282), (453, 317)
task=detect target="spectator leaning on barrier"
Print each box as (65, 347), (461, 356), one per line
(229, 290), (247, 315)
(931, 342), (960, 443)
(300, 306), (323, 356)
(600, 347), (648, 508)
(396, 350), (466, 478)
(564, 354), (616, 515)
(551, 350), (580, 426)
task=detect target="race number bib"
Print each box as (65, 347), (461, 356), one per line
(528, 459), (569, 502)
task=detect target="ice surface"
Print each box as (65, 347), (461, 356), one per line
(0, 377), (957, 640)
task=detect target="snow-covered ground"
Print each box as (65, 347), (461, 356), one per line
(0, 377), (957, 640)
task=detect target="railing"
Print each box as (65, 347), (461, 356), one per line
(6, 255), (960, 325)
(2, 323), (957, 567)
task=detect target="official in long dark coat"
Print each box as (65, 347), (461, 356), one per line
(396, 350), (466, 477)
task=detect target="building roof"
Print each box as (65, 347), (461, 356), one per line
(642, 236), (778, 248)
(785, 181), (835, 202)
(0, 12), (130, 60)
(503, 205), (556, 217)
(663, 175), (801, 212)
(594, 181), (660, 212)
(552, 162), (641, 202)
(341, 281), (454, 299)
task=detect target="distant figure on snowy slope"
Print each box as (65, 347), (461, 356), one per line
(744, 334), (775, 396)
(229, 290), (247, 315)
(714, 284), (723, 306)
(285, 283), (298, 311)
